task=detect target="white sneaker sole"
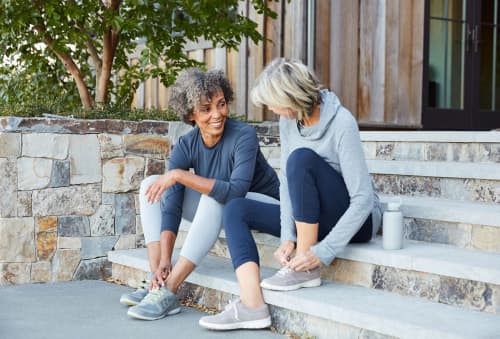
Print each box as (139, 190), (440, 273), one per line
(260, 277), (321, 291)
(199, 316), (271, 330)
(127, 306), (181, 320)
(119, 296), (140, 307)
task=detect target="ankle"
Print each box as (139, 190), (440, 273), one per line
(240, 299), (266, 309)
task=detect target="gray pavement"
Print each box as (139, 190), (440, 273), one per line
(0, 280), (283, 339)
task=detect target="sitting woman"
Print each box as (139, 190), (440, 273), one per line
(199, 58), (381, 330)
(120, 68), (280, 323)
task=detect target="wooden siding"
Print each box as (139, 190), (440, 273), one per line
(130, 0), (425, 129)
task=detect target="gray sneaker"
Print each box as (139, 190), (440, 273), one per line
(199, 299), (271, 330)
(127, 286), (180, 320)
(120, 280), (149, 306)
(260, 267), (321, 291)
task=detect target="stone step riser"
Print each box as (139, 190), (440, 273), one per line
(111, 262), (394, 339)
(361, 141), (500, 163)
(404, 217), (500, 254)
(175, 234), (500, 315)
(373, 174), (499, 205)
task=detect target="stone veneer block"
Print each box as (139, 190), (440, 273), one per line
(326, 259), (375, 288)
(49, 160), (70, 187)
(69, 134), (101, 184)
(17, 157), (52, 190)
(393, 142), (423, 161)
(102, 157), (145, 193)
(134, 194), (140, 214)
(80, 236), (118, 259)
(114, 235), (137, 250)
(22, 133), (69, 159)
(166, 122), (193, 145)
(36, 231), (57, 260)
(0, 263), (31, 285)
(98, 134), (124, 159)
(0, 158), (17, 217)
(90, 205), (115, 236)
(31, 261), (51, 283)
(372, 266), (441, 302)
(405, 218), (472, 249)
(375, 143), (395, 160)
(472, 225), (500, 253)
(439, 277), (495, 313)
(114, 194), (136, 235)
(51, 249), (81, 281)
(145, 158), (165, 176)
(424, 143), (448, 161)
(73, 257), (111, 280)
(450, 143), (479, 162)
(135, 215), (143, 236)
(102, 193), (114, 205)
(484, 143), (500, 162)
(0, 133), (21, 157)
(16, 191), (32, 217)
(0, 217), (35, 262)
(57, 237), (82, 249)
(124, 134), (170, 158)
(111, 263), (149, 288)
(36, 216), (57, 232)
(58, 216), (90, 237)
(32, 184), (101, 216)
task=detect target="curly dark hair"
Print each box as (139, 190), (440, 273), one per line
(168, 68), (234, 125)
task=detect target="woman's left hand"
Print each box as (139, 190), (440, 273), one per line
(287, 250), (321, 272)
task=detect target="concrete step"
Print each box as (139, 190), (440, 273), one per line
(108, 248), (500, 339)
(175, 223), (500, 314)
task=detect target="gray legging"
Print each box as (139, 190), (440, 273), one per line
(139, 175), (279, 266)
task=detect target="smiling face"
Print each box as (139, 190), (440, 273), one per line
(190, 91), (228, 147)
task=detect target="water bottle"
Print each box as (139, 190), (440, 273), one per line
(382, 200), (404, 250)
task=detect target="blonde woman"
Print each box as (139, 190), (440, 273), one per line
(199, 58), (381, 330)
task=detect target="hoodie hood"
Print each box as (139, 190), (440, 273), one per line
(299, 89), (341, 140)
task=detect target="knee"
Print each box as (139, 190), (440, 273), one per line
(223, 198), (247, 232)
(286, 148), (318, 176)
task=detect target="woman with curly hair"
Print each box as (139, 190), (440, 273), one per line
(120, 68), (279, 326)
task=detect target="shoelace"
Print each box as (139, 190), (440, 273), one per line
(276, 267), (294, 276)
(224, 299), (240, 320)
(143, 288), (164, 304)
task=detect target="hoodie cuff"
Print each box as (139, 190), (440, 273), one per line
(311, 242), (336, 265)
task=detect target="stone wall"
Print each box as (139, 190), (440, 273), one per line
(0, 117), (279, 285)
(0, 117), (280, 285)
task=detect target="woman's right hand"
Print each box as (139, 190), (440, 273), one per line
(150, 261), (172, 289)
(145, 171), (178, 203)
(274, 240), (295, 266)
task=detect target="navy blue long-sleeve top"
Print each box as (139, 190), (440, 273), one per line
(160, 118), (280, 233)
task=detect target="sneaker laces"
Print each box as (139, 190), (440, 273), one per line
(143, 288), (164, 304)
(276, 266), (294, 276)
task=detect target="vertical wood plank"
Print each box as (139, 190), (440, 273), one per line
(358, 0), (386, 123)
(236, 0), (249, 118)
(226, 47), (241, 115)
(410, 0), (424, 126)
(247, 1), (265, 121)
(315, 0), (330, 89)
(284, 0), (307, 60)
(385, 0), (399, 123)
(214, 47), (227, 73)
(204, 48), (216, 69)
(330, 0), (359, 117)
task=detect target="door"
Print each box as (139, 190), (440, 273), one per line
(423, 0), (500, 130)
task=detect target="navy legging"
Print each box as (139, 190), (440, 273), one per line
(223, 148), (372, 269)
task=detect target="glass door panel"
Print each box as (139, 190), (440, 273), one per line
(428, 0), (466, 109)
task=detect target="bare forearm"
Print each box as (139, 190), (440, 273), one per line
(172, 169), (215, 195)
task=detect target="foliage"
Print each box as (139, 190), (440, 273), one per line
(0, 0), (277, 110)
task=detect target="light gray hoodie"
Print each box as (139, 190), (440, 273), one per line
(279, 89), (382, 265)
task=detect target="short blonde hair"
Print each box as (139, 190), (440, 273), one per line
(251, 58), (322, 121)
